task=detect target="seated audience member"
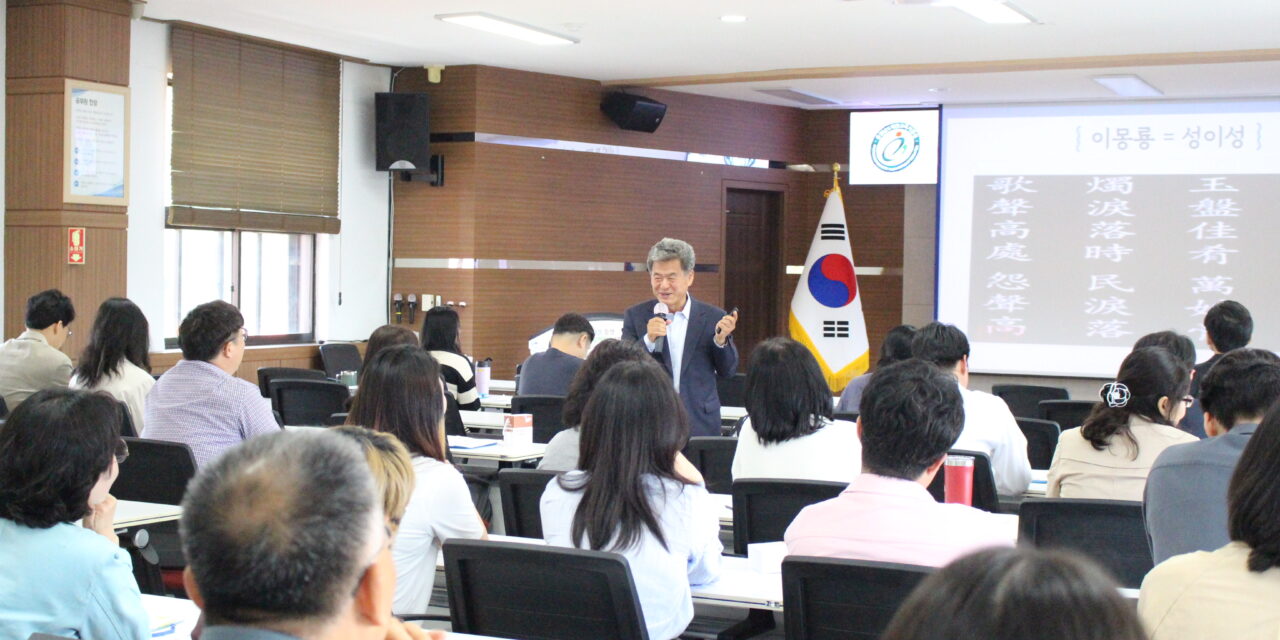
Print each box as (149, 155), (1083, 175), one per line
(1145, 348), (1280, 564)
(421, 306), (481, 410)
(836, 324), (915, 414)
(360, 324), (419, 383)
(883, 548), (1147, 640)
(0, 288), (75, 410)
(142, 301), (277, 468)
(1047, 347), (1196, 500)
(347, 344), (486, 614)
(1184, 300), (1254, 438)
(910, 322), (1032, 496)
(71, 297), (155, 432)
(332, 426), (416, 533)
(541, 360), (721, 640)
(180, 429), (440, 640)
(1133, 330), (1197, 367)
(733, 337), (861, 483)
(537, 338), (653, 471)
(517, 312), (595, 396)
(785, 359), (1016, 567)
(0, 389), (148, 640)
(1138, 406), (1280, 639)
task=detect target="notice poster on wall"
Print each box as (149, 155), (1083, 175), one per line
(63, 79), (129, 205)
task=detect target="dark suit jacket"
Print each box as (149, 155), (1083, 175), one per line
(622, 297), (738, 437)
(1181, 353), (1223, 438)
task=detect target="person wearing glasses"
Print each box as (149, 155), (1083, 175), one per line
(0, 388), (149, 640)
(0, 288), (75, 411)
(143, 300), (278, 468)
(1047, 346), (1197, 501)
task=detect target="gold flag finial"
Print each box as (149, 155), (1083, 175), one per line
(825, 163), (842, 197)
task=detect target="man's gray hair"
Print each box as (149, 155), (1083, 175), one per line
(646, 237), (696, 273)
(180, 430), (382, 626)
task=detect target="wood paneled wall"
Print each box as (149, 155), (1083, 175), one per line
(150, 345), (325, 387)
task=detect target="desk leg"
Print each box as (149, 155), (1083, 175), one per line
(716, 608), (775, 640)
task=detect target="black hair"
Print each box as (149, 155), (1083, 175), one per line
(1199, 348), (1280, 431)
(178, 300), (245, 362)
(73, 297), (151, 388)
(877, 324), (917, 369)
(1205, 300), (1253, 352)
(553, 313), (595, 342)
(561, 339), (652, 427)
(0, 389), (122, 528)
(910, 322), (970, 370)
(361, 324), (419, 383)
(421, 306), (462, 354)
(561, 360), (690, 553)
(859, 359), (965, 480)
(1081, 347), (1189, 457)
(1132, 330), (1196, 367)
(745, 337), (833, 445)
(348, 344), (447, 461)
(1228, 404), (1280, 572)
(25, 289), (75, 330)
(881, 547), (1147, 640)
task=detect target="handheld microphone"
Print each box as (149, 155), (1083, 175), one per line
(392, 293), (403, 323)
(407, 294), (418, 324)
(652, 302), (671, 355)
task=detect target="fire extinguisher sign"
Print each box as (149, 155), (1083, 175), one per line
(68, 227), (86, 265)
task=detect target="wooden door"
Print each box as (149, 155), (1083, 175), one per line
(724, 187), (783, 363)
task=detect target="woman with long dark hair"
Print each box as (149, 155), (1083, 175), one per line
(836, 324), (916, 414)
(421, 306), (481, 410)
(734, 337), (861, 482)
(360, 324), (419, 383)
(70, 297), (153, 431)
(1047, 346), (1196, 500)
(347, 344), (486, 614)
(540, 360), (722, 640)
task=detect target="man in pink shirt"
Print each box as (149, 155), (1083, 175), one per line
(785, 358), (1017, 567)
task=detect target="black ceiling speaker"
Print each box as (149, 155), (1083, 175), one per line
(375, 92), (430, 171)
(600, 92), (667, 133)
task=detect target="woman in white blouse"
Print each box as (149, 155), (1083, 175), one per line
(347, 344), (487, 615)
(732, 337), (860, 484)
(70, 298), (154, 433)
(541, 360), (722, 640)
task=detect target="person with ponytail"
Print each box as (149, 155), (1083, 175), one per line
(1138, 403), (1280, 639)
(1046, 346), (1197, 500)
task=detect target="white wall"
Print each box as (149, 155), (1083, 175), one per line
(127, 19), (169, 349)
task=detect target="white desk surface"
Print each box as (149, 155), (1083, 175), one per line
(720, 406), (748, 422)
(114, 501), (182, 529)
(1027, 469), (1049, 496)
(480, 394), (513, 410)
(460, 410), (506, 429)
(476, 397), (748, 425)
(711, 492), (733, 526)
(447, 437), (546, 462)
(489, 379), (516, 393)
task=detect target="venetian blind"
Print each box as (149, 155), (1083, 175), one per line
(169, 27), (341, 234)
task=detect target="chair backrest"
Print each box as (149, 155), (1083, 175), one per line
(1018, 498), (1152, 588)
(443, 539), (649, 640)
(511, 395), (567, 444)
(717, 372), (747, 408)
(326, 412), (349, 426)
(113, 437), (198, 505)
(925, 449), (1001, 512)
(783, 555), (934, 640)
(1038, 399), (1098, 430)
(256, 366), (328, 398)
(497, 468), (559, 538)
(116, 400), (137, 438)
(444, 394), (466, 437)
(269, 379), (351, 426)
(1016, 417), (1061, 470)
(684, 436), (737, 494)
(0, 395), (7, 419)
(731, 479), (848, 555)
(833, 411), (859, 424)
(992, 384), (1070, 419)
(319, 342), (363, 379)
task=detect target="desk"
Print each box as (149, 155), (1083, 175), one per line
(114, 501), (182, 529)
(712, 492), (733, 527)
(1026, 469), (1049, 496)
(480, 394), (513, 410)
(447, 436), (546, 468)
(490, 379), (516, 393)
(460, 410), (505, 431)
(721, 406), (748, 423)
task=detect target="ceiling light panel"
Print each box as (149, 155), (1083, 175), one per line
(435, 12), (578, 46)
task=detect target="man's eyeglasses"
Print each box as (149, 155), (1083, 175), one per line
(1182, 395), (1195, 408)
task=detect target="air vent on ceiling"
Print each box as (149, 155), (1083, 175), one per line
(755, 88), (842, 106)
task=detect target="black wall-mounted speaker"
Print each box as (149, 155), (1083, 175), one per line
(375, 92), (431, 171)
(600, 92), (667, 133)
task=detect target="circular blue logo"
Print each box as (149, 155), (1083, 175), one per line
(870, 122), (921, 173)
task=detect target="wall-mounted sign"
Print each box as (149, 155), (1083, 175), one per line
(67, 227), (86, 265)
(63, 79), (129, 206)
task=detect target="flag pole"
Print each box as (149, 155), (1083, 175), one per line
(826, 162), (842, 197)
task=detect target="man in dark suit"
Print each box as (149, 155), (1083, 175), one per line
(1184, 300), (1253, 438)
(623, 238), (738, 437)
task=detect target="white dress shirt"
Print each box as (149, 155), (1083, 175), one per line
(954, 383), (1033, 496)
(644, 298), (691, 392)
(732, 417), (861, 483)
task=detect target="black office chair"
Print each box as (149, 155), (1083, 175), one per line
(833, 411), (859, 424)
(684, 436), (737, 494)
(511, 394), (567, 444)
(444, 395), (467, 437)
(731, 479), (847, 556)
(717, 372), (747, 408)
(992, 384), (1070, 419)
(269, 379), (350, 426)
(117, 401), (138, 438)
(256, 366), (327, 398)
(442, 539), (649, 640)
(1018, 498), (1152, 588)
(1038, 399), (1098, 430)
(1017, 417), (1061, 470)
(113, 437), (198, 505)
(319, 342), (363, 379)
(925, 449), (1002, 512)
(783, 556), (934, 640)
(0, 395), (7, 419)
(497, 468), (559, 538)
